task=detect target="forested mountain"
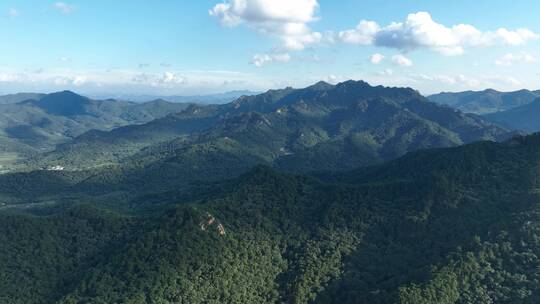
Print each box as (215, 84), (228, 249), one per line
(28, 81), (509, 173)
(2, 133), (540, 303)
(3, 0), (538, 302)
(0, 91), (192, 169)
(484, 98), (540, 133)
(0, 80), (535, 304)
(428, 89), (540, 114)
(0, 92), (45, 104)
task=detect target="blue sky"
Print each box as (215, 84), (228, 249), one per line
(1, 0), (539, 96)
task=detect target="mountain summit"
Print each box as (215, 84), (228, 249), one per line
(28, 81), (512, 185)
(29, 90), (91, 116)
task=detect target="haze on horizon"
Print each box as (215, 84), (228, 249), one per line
(1, 0), (540, 96)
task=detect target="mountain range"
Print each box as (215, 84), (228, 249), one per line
(2, 80), (540, 304)
(14, 81), (510, 185)
(0, 91), (192, 169)
(0, 92), (46, 104)
(94, 90), (260, 104)
(483, 98), (540, 133)
(428, 89), (540, 114)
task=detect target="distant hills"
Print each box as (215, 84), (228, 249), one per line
(428, 89), (540, 114)
(34, 81), (510, 172)
(9, 80), (511, 198)
(95, 90), (260, 104)
(0, 91), (192, 168)
(0, 92), (45, 104)
(484, 98), (540, 133)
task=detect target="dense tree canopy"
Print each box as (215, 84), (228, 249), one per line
(2, 133), (540, 303)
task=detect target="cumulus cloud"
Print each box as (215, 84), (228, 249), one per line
(160, 72), (188, 84)
(495, 28), (538, 45)
(210, 0), (322, 51)
(392, 54), (413, 67)
(339, 21), (380, 45)
(252, 53), (291, 67)
(53, 2), (75, 14)
(495, 52), (536, 66)
(370, 53), (385, 64)
(340, 12), (539, 55)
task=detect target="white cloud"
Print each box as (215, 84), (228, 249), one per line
(252, 53), (291, 67)
(160, 72), (188, 84)
(370, 53), (385, 64)
(392, 54), (413, 67)
(339, 21), (380, 45)
(53, 2), (75, 14)
(132, 72), (188, 87)
(409, 73), (522, 89)
(210, 0), (318, 26)
(8, 8), (20, 18)
(0, 73), (23, 82)
(54, 75), (86, 86)
(340, 12), (539, 55)
(0, 67), (279, 95)
(495, 52), (536, 66)
(210, 0), (322, 51)
(72, 76), (87, 86)
(324, 74), (345, 84)
(452, 75), (481, 87)
(495, 28), (538, 45)
(428, 74), (481, 87)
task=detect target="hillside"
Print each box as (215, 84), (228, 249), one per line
(428, 89), (540, 114)
(0, 91), (192, 170)
(29, 81), (510, 174)
(2, 133), (540, 303)
(484, 98), (540, 133)
(0, 92), (45, 104)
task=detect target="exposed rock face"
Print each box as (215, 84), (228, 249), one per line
(200, 212), (225, 236)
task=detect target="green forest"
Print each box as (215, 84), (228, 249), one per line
(3, 133), (540, 303)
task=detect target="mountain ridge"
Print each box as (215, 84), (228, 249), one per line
(0, 92), (46, 104)
(94, 90), (261, 104)
(0, 91), (194, 169)
(428, 88), (540, 114)
(22, 80), (510, 174)
(483, 97), (540, 133)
